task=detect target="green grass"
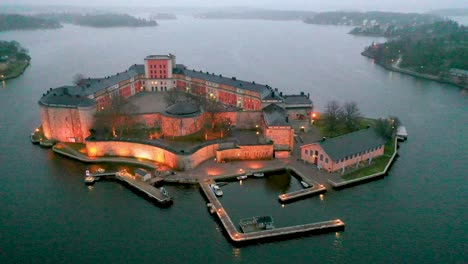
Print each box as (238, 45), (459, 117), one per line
(1, 60), (29, 79)
(341, 137), (397, 181)
(314, 117), (377, 138)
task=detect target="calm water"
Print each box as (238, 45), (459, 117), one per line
(1, 18), (466, 263)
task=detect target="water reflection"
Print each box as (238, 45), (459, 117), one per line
(331, 232), (345, 262)
(264, 173), (291, 193)
(232, 247), (241, 259)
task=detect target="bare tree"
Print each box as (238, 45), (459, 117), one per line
(375, 116), (401, 139)
(73, 73), (86, 85)
(324, 100), (343, 134)
(93, 96), (137, 138)
(343, 101), (362, 131)
(164, 89), (188, 106)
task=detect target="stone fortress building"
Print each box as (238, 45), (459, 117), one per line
(38, 54), (313, 170)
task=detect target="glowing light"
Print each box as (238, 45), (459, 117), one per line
(320, 194), (324, 201)
(281, 204), (285, 208)
(88, 147), (97, 157)
(312, 113), (317, 118)
(335, 232), (340, 238)
(35, 128), (40, 132)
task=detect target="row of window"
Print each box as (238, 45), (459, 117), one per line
(150, 70), (167, 74)
(149, 64), (166, 68)
(152, 86), (168, 91)
(305, 145), (383, 164)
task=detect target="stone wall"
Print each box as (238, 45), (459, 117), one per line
(40, 104), (95, 143)
(216, 144), (274, 162)
(265, 126), (294, 149)
(85, 140), (219, 170)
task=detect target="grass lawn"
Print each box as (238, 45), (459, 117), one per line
(2, 60), (29, 79)
(314, 117), (377, 138)
(341, 137), (397, 181)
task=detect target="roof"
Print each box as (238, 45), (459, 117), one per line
(165, 102), (200, 116)
(262, 103), (290, 127)
(310, 128), (386, 161)
(283, 94), (312, 106)
(145, 55), (173, 60)
(38, 86), (96, 108)
(135, 168), (150, 176)
(39, 64), (145, 107)
(174, 64), (274, 99)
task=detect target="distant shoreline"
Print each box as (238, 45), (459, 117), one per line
(361, 51), (466, 89)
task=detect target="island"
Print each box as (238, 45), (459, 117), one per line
(35, 13), (157, 28)
(0, 14), (61, 31)
(361, 20), (468, 88)
(194, 8), (316, 20)
(0, 40), (30, 80)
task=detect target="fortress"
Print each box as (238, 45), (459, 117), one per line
(38, 54), (314, 170)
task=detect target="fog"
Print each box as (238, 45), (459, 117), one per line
(2, 0), (468, 12)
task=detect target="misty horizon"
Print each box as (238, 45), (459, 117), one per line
(1, 0), (468, 13)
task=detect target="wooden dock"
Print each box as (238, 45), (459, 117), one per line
(278, 184), (326, 203)
(115, 171), (172, 205)
(200, 179), (344, 243)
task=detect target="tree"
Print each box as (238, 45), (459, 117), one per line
(164, 89), (188, 106)
(375, 116), (400, 139)
(73, 73), (86, 85)
(343, 101), (362, 131)
(324, 100), (343, 134)
(93, 95), (137, 138)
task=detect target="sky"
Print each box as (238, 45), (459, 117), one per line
(2, 0), (467, 13)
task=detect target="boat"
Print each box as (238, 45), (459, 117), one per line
(159, 187), (169, 197)
(239, 216), (274, 233)
(253, 172), (264, 178)
(210, 184), (223, 197)
(237, 175), (248, 180)
(84, 176), (95, 185)
(96, 168), (105, 173)
(85, 169), (90, 176)
(300, 180), (310, 188)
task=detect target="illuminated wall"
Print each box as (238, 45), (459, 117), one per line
(85, 140), (219, 170)
(216, 144), (274, 162)
(264, 126), (294, 150)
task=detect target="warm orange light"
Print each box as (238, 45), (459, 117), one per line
(88, 147), (97, 157)
(35, 128), (40, 132)
(312, 113), (317, 118)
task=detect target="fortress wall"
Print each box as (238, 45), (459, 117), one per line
(216, 144), (273, 162)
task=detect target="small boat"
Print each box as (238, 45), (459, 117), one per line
(300, 180), (310, 188)
(96, 168), (105, 173)
(253, 172), (264, 178)
(85, 170), (90, 176)
(159, 187), (169, 197)
(237, 175), (248, 180)
(210, 184), (223, 197)
(239, 216), (274, 233)
(84, 176), (95, 185)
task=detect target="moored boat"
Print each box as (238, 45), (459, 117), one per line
(84, 176), (95, 185)
(300, 180), (310, 188)
(210, 184), (223, 197)
(237, 175), (248, 180)
(253, 172), (264, 177)
(159, 187), (169, 197)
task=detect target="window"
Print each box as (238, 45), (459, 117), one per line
(320, 155), (323, 161)
(325, 158), (328, 163)
(305, 149), (309, 155)
(315, 150), (318, 155)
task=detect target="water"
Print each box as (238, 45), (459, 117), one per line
(1, 18), (467, 263)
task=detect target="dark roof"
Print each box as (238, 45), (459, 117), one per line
(262, 103), (290, 127)
(39, 64), (145, 107)
(174, 64), (274, 99)
(135, 168), (150, 176)
(165, 102), (200, 116)
(283, 94), (312, 105)
(318, 128), (387, 161)
(38, 86), (96, 108)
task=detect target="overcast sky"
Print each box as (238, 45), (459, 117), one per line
(3, 0), (468, 12)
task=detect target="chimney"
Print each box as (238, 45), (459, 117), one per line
(307, 92), (310, 98)
(300, 91), (304, 96)
(280, 92), (283, 96)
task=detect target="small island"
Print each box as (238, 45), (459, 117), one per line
(361, 20), (468, 88)
(0, 40), (31, 80)
(35, 13), (157, 28)
(0, 14), (61, 31)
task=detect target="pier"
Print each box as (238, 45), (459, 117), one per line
(115, 171), (173, 205)
(200, 179), (344, 243)
(278, 184), (326, 203)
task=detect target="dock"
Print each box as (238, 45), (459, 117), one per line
(278, 184), (326, 203)
(115, 171), (172, 205)
(397, 126), (408, 141)
(200, 179), (344, 243)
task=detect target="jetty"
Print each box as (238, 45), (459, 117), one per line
(278, 183), (326, 203)
(200, 179), (344, 243)
(115, 171), (173, 205)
